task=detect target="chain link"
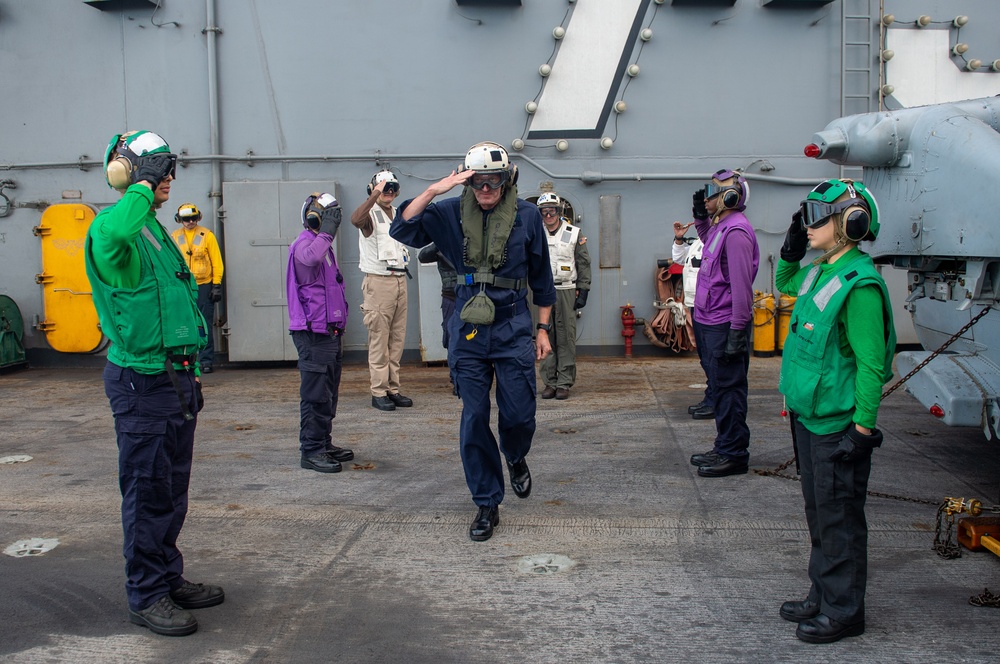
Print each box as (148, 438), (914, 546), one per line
(880, 305), (993, 401)
(755, 459), (941, 505)
(932, 503), (963, 559)
(970, 588), (1000, 608)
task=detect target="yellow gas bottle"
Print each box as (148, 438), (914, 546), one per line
(752, 291), (775, 358)
(776, 294), (797, 354)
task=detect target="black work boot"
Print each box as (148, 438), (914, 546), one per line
(128, 595), (198, 636)
(170, 581), (225, 609)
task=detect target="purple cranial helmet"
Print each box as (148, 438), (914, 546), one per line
(704, 169), (749, 212)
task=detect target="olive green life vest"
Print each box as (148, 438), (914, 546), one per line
(459, 184), (524, 290)
(86, 212), (206, 373)
(778, 252), (895, 434)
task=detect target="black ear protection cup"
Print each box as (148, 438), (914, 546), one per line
(842, 204), (871, 242)
(509, 163), (519, 186)
(366, 176), (375, 196)
(721, 188), (740, 210)
(304, 194), (322, 230)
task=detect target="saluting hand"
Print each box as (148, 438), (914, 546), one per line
(428, 169), (474, 197)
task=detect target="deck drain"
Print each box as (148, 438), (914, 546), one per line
(0, 455), (33, 464)
(516, 553), (576, 575)
(5, 538), (60, 558)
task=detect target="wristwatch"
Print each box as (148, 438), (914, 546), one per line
(536, 323), (552, 333)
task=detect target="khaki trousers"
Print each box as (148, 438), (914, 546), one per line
(360, 273), (408, 396)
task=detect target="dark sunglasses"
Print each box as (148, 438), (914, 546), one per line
(381, 181), (400, 194)
(540, 208), (560, 217)
(800, 199), (857, 229)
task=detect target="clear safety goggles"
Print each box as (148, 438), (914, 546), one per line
(539, 208), (560, 218)
(471, 171), (509, 191)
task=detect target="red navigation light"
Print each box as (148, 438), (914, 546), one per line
(804, 144), (822, 158)
(929, 404), (945, 418)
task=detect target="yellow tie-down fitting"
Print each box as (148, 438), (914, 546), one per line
(942, 496), (983, 517)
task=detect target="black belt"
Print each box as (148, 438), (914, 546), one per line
(493, 298), (528, 321)
(386, 267), (413, 279)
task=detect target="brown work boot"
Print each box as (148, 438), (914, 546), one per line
(555, 388), (570, 400)
(540, 386), (557, 399)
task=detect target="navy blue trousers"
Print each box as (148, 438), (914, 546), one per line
(196, 283), (215, 368)
(693, 320), (750, 461)
(794, 418), (870, 624)
(441, 293), (457, 386)
(292, 330), (343, 457)
(691, 308), (714, 407)
(448, 310), (537, 507)
(103, 362), (198, 612)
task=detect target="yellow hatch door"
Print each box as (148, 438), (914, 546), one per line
(34, 203), (104, 353)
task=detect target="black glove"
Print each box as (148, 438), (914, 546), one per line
(780, 210), (809, 263)
(318, 206), (342, 239)
(573, 289), (589, 310)
(692, 188), (708, 221)
(210, 284), (223, 303)
(195, 380), (205, 412)
(721, 327), (748, 363)
(132, 153), (176, 189)
(829, 426), (883, 463)
(418, 243), (440, 264)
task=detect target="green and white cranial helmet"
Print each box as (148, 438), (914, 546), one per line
(800, 178), (879, 242)
(104, 130), (173, 191)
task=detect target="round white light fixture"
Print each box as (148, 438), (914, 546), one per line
(511, 139), (525, 152)
(600, 137), (614, 150)
(992, 60), (1000, 72)
(539, 64), (552, 77)
(553, 26), (566, 40)
(953, 16), (969, 28)
(952, 43), (969, 56)
(881, 49), (894, 62)
(627, 64), (640, 77)
(640, 28), (653, 42)
(881, 14), (894, 26)
(555, 140), (569, 152)
(614, 100), (627, 114)
(881, 84), (895, 96)
(525, 101), (538, 114)
(916, 15), (931, 28)
(966, 59), (982, 71)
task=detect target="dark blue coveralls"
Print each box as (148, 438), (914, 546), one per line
(391, 195), (555, 507)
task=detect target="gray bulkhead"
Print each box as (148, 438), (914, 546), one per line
(3, 0), (1000, 364)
